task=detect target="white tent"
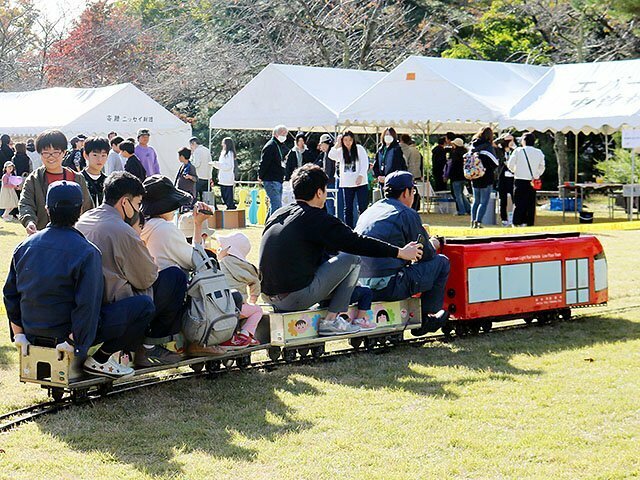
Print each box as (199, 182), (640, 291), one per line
(505, 59), (640, 134)
(339, 56), (549, 134)
(0, 83), (192, 179)
(209, 64), (386, 133)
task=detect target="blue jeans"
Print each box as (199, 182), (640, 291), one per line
(452, 181), (470, 214)
(342, 185), (369, 228)
(326, 181), (337, 217)
(471, 186), (492, 223)
(263, 181), (283, 215)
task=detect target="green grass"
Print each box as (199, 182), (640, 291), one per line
(0, 207), (639, 479)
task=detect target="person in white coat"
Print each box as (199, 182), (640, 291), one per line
(190, 137), (213, 201)
(329, 131), (370, 228)
(211, 137), (236, 210)
(507, 132), (545, 227)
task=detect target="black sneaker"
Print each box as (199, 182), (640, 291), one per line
(411, 310), (450, 337)
(135, 345), (182, 367)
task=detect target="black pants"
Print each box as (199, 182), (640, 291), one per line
(498, 176), (514, 222)
(220, 185), (236, 210)
(513, 179), (536, 226)
(342, 185), (368, 228)
(196, 179), (209, 201)
(147, 266), (188, 340)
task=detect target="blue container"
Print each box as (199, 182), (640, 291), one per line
(550, 197), (582, 212)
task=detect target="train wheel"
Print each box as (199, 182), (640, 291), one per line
(268, 346), (282, 362)
(390, 333), (403, 345)
(537, 313), (550, 326)
(237, 355), (251, 370)
(97, 383), (113, 397)
(349, 337), (363, 349)
(480, 320), (492, 333)
(524, 317), (533, 325)
(297, 347), (310, 358)
(50, 387), (64, 402)
(364, 337), (377, 351)
(205, 360), (221, 373)
(283, 349), (297, 363)
(72, 388), (89, 404)
(455, 324), (469, 338)
(561, 309), (572, 321)
(223, 359), (235, 369)
(469, 323), (481, 336)
(311, 344), (325, 359)
(441, 322), (454, 340)
(190, 363), (204, 373)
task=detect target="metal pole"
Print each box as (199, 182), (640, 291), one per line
(574, 133), (579, 218)
(630, 150), (636, 221)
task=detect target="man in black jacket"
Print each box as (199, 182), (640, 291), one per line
(119, 140), (147, 183)
(259, 164), (422, 336)
(258, 125), (288, 215)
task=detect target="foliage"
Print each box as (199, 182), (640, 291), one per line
(596, 147), (639, 183)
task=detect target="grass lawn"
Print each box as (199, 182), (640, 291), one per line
(0, 204), (639, 479)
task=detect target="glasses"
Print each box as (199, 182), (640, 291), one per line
(41, 150), (63, 159)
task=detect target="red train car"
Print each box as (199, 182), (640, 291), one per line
(440, 233), (607, 334)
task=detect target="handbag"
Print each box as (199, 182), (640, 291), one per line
(523, 149), (542, 190)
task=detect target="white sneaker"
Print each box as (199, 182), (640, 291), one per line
(352, 317), (376, 331)
(83, 356), (135, 379)
(501, 221), (509, 227)
(318, 317), (361, 336)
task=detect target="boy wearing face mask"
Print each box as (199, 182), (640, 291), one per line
(75, 172), (185, 367)
(373, 127), (407, 189)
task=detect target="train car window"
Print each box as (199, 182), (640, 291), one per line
(500, 263), (532, 299)
(594, 257), (608, 291)
(565, 258), (590, 304)
(565, 260), (577, 290)
(532, 261), (562, 295)
(468, 266), (500, 303)
(577, 258), (589, 289)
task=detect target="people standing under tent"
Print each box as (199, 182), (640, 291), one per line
(75, 172), (185, 367)
(258, 125), (288, 216)
(81, 137), (109, 206)
(507, 132), (545, 227)
(431, 137), (448, 191)
(469, 127), (499, 229)
(189, 137), (213, 201)
(11, 143), (33, 217)
(62, 135), (86, 172)
(0, 134), (14, 165)
(259, 163), (422, 336)
(285, 133), (316, 181)
(399, 134), (423, 182)
(373, 127), (407, 191)
(19, 130), (93, 235)
(26, 139), (42, 171)
(105, 136), (125, 176)
(108, 131), (118, 141)
(316, 133), (338, 216)
(329, 131), (370, 228)
(135, 128), (160, 176)
(495, 133), (516, 226)
(175, 147), (198, 200)
(1, 162), (19, 220)
(448, 138), (471, 216)
(212, 137), (237, 210)
(119, 140), (147, 183)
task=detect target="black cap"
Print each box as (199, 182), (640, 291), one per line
(141, 175), (193, 216)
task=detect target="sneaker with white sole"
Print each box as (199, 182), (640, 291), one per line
(352, 317), (376, 331)
(83, 356), (135, 379)
(318, 317), (361, 336)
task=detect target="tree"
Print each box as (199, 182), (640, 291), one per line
(0, 0), (38, 90)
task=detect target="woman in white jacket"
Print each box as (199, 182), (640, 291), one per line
(329, 131), (370, 227)
(212, 137), (236, 210)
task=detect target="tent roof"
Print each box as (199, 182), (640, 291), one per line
(0, 83), (190, 137)
(209, 63), (385, 132)
(505, 59), (640, 134)
(338, 56), (549, 134)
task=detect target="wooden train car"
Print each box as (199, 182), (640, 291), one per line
(440, 232), (607, 334)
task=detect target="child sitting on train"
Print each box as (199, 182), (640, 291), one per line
(216, 233), (264, 348)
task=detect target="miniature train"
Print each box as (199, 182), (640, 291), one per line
(17, 233), (607, 401)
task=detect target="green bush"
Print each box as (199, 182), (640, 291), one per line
(596, 148), (638, 183)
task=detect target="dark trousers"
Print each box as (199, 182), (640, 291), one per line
(498, 176), (514, 222)
(513, 179), (536, 226)
(371, 254), (450, 319)
(147, 266), (188, 340)
(220, 185), (236, 210)
(196, 179), (209, 201)
(342, 185), (368, 228)
(99, 296), (155, 353)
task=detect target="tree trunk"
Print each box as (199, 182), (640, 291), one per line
(554, 132), (569, 184)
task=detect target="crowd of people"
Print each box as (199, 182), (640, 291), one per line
(3, 122), (544, 380)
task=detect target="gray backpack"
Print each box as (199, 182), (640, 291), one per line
(182, 244), (238, 346)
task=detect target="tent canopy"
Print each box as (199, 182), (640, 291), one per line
(505, 59), (640, 134)
(209, 64), (385, 132)
(0, 83), (192, 178)
(338, 56), (549, 134)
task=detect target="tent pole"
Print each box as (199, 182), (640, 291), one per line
(574, 133), (579, 185)
(208, 127), (213, 192)
(605, 133), (609, 162)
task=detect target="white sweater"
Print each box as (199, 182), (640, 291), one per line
(507, 146), (545, 181)
(141, 217), (195, 271)
(212, 151), (235, 186)
(192, 145), (213, 180)
(328, 144), (370, 188)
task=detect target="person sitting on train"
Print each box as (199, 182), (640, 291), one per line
(259, 163), (423, 336)
(4, 181), (154, 378)
(139, 174), (226, 357)
(75, 171), (186, 368)
(355, 170), (450, 335)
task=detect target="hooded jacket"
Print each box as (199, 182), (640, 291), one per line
(373, 140), (407, 178)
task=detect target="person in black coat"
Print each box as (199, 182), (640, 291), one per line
(285, 133), (316, 180)
(12, 143), (32, 177)
(119, 141), (147, 183)
(431, 137), (448, 191)
(373, 127), (407, 190)
(258, 125), (289, 215)
(469, 127), (499, 228)
(0, 134), (14, 165)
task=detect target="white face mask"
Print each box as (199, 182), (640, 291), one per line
(276, 135), (287, 143)
(384, 135), (394, 145)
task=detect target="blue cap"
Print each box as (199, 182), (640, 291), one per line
(46, 180), (83, 208)
(384, 170), (414, 191)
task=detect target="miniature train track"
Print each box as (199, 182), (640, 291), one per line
(2, 302), (638, 434)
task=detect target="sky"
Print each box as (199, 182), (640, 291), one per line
(32, 0), (102, 26)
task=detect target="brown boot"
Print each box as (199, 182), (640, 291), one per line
(187, 343), (226, 357)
